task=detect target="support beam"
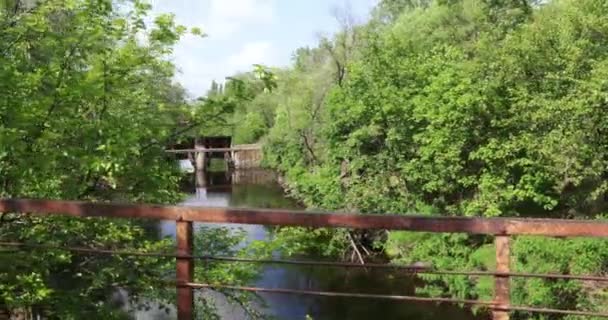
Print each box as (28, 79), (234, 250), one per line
(176, 221), (194, 320)
(493, 236), (510, 320)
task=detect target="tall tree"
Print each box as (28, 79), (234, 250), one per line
(0, 1), (198, 317)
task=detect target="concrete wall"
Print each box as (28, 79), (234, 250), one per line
(231, 145), (262, 169)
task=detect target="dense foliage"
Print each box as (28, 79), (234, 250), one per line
(0, 0), (270, 318)
(228, 0), (608, 318)
(0, 0), (187, 317)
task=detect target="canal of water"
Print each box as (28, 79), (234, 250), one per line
(138, 167), (486, 320)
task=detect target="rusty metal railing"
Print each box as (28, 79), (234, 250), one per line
(1, 199), (608, 320)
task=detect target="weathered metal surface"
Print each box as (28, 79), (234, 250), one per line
(176, 221), (193, 320)
(2, 199), (608, 237)
(493, 236), (510, 320)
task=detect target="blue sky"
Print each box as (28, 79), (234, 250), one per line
(148, 0), (377, 97)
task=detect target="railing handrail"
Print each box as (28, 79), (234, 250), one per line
(2, 198), (608, 320)
(1, 199), (607, 237)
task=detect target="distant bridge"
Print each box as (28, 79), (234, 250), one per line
(165, 145), (261, 154)
(166, 144), (262, 170)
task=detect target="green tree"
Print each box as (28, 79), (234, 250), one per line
(0, 1), (279, 319)
(1, 0), (197, 318)
(255, 0), (608, 317)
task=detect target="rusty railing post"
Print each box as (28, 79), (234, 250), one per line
(493, 236), (510, 320)
(176, 220), (194, 319)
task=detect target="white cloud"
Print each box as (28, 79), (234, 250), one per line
(227, 41), (275, 71)
(171, 35), (218, 97)
(206, 0), (275, 37)
(172, 38), (278, 97)
(145, 0), (281, 97)
(146, 0), (373, 97)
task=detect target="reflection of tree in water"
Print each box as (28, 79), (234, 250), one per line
(258, 263), (488, 320)
(227, 171), (300, 210)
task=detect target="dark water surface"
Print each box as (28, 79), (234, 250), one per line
(152, 168), (485, 320)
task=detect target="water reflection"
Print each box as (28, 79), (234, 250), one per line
(153, 169), (486, 320)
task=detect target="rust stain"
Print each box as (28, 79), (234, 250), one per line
(2, 199), (608, 237)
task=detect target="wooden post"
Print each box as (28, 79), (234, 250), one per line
(493, 236), (510, 320)
(195, 151), (206, 171)
(195, 169), (206, 188)
(176, 220), (194, 320)
(194, 138), (206, 171)
(224, 151), (230, 171)
(232, 150), (239, 170)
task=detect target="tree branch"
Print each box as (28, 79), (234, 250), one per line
(298, 129), (318, 164)
(99, 56), (109, 121)
(42, 43), (80, 123)
(347, 231), (365, 265)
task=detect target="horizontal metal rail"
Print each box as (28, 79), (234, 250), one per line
(181, 282), (608, 318)
(182, 282), (498, 306)
(2, 242), (607, 282)
(2, 199), (608, 237)
(2, 198), (608, 320)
